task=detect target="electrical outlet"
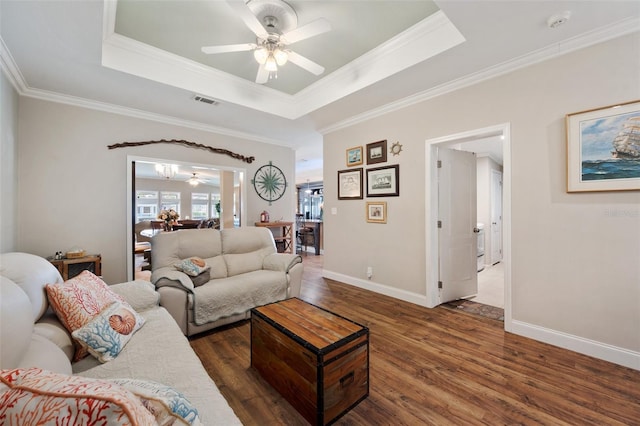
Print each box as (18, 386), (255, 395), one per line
(366, 266), (373, 279)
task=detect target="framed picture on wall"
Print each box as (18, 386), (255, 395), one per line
(366, 201), (387, 223)
(346, 146), (363, 167)
(337, 168), (363, 200)
(366, 140), (387, 164)
(366, 165), (399, 197)
(566, 99), (640, 192)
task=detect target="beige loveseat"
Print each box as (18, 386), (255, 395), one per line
(0, 252), (241, 425)
(151, 227), (303, 336)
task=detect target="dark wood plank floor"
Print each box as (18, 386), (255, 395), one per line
(190, 255), (640, 425)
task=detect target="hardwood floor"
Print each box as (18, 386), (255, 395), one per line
(189, 255), (640, 425)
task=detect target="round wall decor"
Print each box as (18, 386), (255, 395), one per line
(390, 141), (403, 156)
(252, 161), (287, 204)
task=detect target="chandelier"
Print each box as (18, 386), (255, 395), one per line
(155, 163), (178, 179)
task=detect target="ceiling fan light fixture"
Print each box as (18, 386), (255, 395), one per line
(253, 46), (268, 64)
(265, 55), (278, 72)
(201, 0), (331, 84)
(188, 173), (200, 186)
(274, 48), (288, 66)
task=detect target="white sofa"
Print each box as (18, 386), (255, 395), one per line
(151, 227), (303, 336)
(0, 252), (241, 425)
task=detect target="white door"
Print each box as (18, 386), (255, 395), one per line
(490, 169), (503, 264)
(438, 148), (478, 303)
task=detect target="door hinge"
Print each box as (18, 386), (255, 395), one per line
(437, 220), (442, 228)
(437, 160), (442, 168)
(438, 281), (443, 289)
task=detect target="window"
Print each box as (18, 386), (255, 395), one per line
(160, 191), (180, 214)
(136, 190), (158, 222)
(192, 193), (209, 220)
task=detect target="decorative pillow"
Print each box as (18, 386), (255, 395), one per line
(174, 257), (210, 277)
(72, 301), (146, 363)
(0, 368), (156, 425)
(45, 270), (131, 361)
(109, 378), (201, 426)
(190, 269), (211, 287)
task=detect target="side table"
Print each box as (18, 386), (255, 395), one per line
(254, 221), (293, 254)
(48, 254), (102, 280)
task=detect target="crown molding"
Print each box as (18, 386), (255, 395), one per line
(0, 37), (296, 149)
(0, 40), (288, 148)
(0, 37), (26, 94)
(25, 86), (289, 147)
(319, 16), (640, 135)
(4, 14), (637, 149)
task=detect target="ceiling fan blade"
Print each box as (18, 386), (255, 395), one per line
(281, 18), (331, 44)
(226, 0), (268, 39)
(201, 43), (256, 54)
(256, 64), (269, 84)
(287, 51), (325, 76)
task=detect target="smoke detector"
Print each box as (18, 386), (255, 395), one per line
(547, 11), (571, 29)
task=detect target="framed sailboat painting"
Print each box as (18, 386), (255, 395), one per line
(566, 100), (640, 192)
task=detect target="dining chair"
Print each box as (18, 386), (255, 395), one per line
(150, 220), (165, 232)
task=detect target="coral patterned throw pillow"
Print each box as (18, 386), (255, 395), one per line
(0, 368), (156, 425)
(45, 270), (131, 361)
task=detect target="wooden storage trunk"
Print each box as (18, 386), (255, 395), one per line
(251, 298), (369, 425)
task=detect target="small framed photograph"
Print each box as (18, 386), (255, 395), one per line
(366, 165), (399, 197)
(566, 99), (640, 192)
(346, 146), (363, 167)
(366, 140), (387, 164)
(366, 202), (387, 223)
(338, 168), (363, 200)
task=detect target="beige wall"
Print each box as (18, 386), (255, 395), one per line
(15, 98), (296, 283)
(1, 71), (18, 252)
(323, 34), (640, 360)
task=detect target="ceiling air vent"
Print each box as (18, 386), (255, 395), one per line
(193, 95), (219, 106)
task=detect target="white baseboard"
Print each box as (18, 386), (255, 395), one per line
(322, 269), (640, 371)
(322, 269), (429, 307)
(511, 320), (640, 371)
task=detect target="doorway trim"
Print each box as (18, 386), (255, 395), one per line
(126, 155), (247, 281)
(424, 123), (512, 332)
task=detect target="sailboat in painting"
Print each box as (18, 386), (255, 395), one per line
(611, 116), (640, 159)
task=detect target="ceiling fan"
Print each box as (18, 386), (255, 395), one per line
(201, 0), (331, 84)
(187, 173), (208, 186)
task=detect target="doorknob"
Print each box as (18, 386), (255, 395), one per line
(473, 227), (480, 233)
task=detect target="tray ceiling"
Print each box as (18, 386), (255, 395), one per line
(104, 0), (462, 119)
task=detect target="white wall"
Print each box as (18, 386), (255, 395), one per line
(323, 33), (640, 363)
(16, 98), (296, 283)
(0, 71), (18, 252)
